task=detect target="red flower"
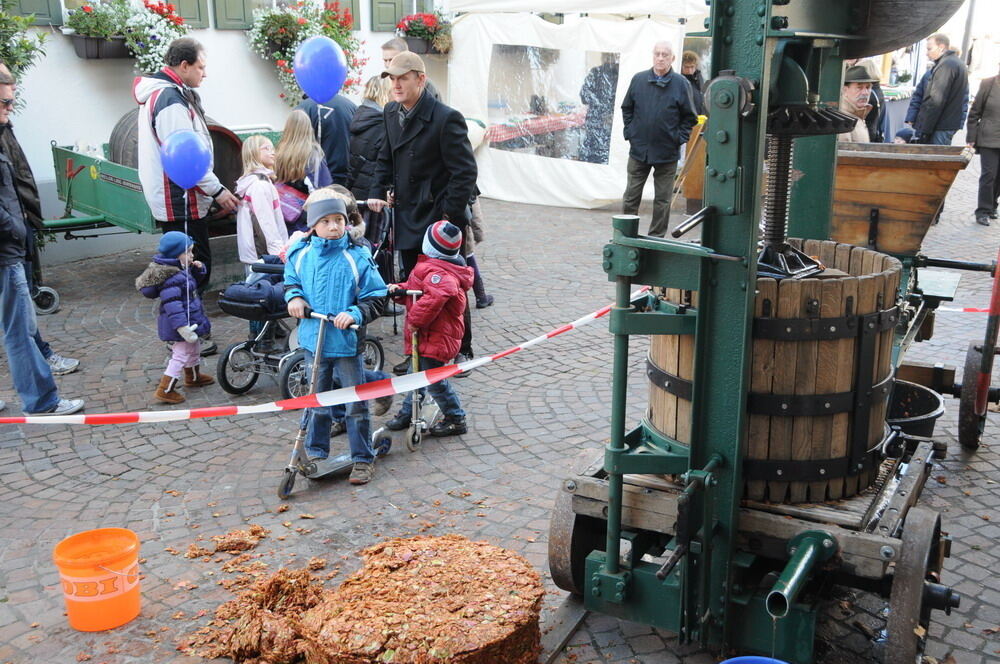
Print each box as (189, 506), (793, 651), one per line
(297, 17), (306, 24)
(279, 93), (286, 99)
(166, 3), (175, 10)
(276, 59), (288, 67)
(81, 5), (93, 12)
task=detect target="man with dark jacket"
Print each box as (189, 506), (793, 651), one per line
(621, 41), (698, 237)
(579, 53), (619, 163)
(298, 94), (357, 186)
(0, 74), (84, 416)
(912, 33), (969, 145)
(366, 52), (477, 276)
(967, 66), (1000, 226)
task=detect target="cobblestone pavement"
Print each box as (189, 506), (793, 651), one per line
(0, 155), (998, 664)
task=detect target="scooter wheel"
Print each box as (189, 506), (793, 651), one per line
(375, 436), (392, 457)
(406, 427), (422, 452)
(33, 286), (60, 316)
(278, 469), (296, 499)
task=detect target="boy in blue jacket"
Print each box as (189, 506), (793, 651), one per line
(284, 191), (387, 485)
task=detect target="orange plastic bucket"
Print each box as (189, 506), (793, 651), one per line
(52, 528), (141, 631)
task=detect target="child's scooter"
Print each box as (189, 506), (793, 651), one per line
(278, 310), (389, 499)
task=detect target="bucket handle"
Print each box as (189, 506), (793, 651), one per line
(96, 564), (139, 577)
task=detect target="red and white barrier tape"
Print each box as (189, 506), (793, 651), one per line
(0, 287), (650, 426)
(937, 306), (990, 313)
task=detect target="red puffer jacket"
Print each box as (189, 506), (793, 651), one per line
(393, 255), (474, 362)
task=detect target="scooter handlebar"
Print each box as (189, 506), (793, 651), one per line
(304, 308), (359, 329)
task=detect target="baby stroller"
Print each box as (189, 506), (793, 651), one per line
(217, 262), (385, 399)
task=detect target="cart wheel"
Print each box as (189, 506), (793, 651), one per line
(374, 435), (392, 457)
(32, 286), (60, 316)
(548, 486), (607, 595)
(363, 335), (385, 373)
(279, 349), (309, 400)
(217, 342), (259, 394)
(406, 426), (422, 452)
(885, 507), (943, 664)
(278, 469), (297, 499)
(958, 342), (986, 451)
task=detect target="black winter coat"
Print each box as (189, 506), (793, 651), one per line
(369, 92), (478, 251)
(297, 94), (357, 186)
(0, 149), (26, 266)
(347, 101), (386, 201)
(914, 50), (969, 135)
(621, 68), (698, 165)
(0, 123), (42, 230)
(967, 76), (1000, 149)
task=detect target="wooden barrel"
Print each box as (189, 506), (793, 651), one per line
(647, 240), (901, 504)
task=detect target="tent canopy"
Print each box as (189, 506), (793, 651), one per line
(443, 0), (707, 20)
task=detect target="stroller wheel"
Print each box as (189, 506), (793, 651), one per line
(279, 349), (310, 400)
(363, 336), (385, 373)
(32, 286), (60, 315)
(218, 342), (260, 394)
(406, 426), (422, 452)
(278, 469), (297, 499)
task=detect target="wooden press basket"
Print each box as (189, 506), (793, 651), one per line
(647, 240), (901, 504)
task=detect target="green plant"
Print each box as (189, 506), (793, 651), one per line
(66, 0), (125, 40)
(897, 71), (912, 84)
(396, 12), (451, 53)
(248, 1), (366, 105)
(66, 0), (188, 73)
(0, 0), (48, 80)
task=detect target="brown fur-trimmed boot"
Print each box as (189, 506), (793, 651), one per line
(154, 375), (185, 404)
(184, 365), (215, 387)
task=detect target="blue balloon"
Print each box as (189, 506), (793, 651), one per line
(160, 130), (212, 191)
(294, 36), (348, 103)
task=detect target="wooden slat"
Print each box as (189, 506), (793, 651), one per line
(819, 240), (839, 268)
(747, 278), (777, 501)
(846, 274), (878, 497)
(809, 277), (843, 502)
(835, 166), (954, 197)
(789, 278), (821, 503)
(650, 289), (680, 439)
(676, 295), (695, 445)
(828, 273), (858, 500)
(768, 279), (801, 503)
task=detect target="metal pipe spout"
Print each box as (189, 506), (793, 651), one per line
(766, 530), (838, 618)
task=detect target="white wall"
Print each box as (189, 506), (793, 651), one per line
(14, 1), (448, 263)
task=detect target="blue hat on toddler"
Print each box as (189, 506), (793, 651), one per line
(158, 231), (195, 259)
(895, 126), (915, 143)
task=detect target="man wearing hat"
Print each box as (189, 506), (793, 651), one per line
(365, 51), (477, 277)
(839, 65), (878, 143)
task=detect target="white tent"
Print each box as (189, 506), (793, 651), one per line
(444, 3), (708, 208)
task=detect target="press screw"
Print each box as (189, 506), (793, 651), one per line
(771, 16), (788, 29)
(880, 545), (895, 559)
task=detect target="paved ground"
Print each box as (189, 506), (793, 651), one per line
(0, 153), (998, 664)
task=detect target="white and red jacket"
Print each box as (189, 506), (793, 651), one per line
(133, 68), (226, 221)
(235, 169), (287, 264)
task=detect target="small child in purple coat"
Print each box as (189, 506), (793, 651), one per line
(135, 231), (214, 404)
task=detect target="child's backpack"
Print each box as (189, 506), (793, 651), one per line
(275, 181), (309, 225)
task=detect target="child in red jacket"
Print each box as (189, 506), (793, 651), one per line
(385, 221), (474, 436)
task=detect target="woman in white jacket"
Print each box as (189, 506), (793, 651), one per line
(235, 135), (288, 268)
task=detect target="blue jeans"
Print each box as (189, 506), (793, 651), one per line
(399, 357), (464, 419)
(332, 369), (390, 422)
(300, 350), (373, 463)
(929, 130), (956, 146)
(0, 263), (58, 413)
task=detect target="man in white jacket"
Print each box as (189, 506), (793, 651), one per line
(133, 37), (238, 291)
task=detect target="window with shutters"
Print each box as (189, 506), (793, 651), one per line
(370, 0), (430, 32)
(173, 0), (210, 29)
(11, 0), (63, 26)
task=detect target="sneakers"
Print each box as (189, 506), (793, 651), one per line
(330, 420), (347, 437)
(199, 337), (218, 357)
(385, 412), (411, 431)
(454, 352), (472, 378)
(349, 461), (375, 485)
(47, 353), (80, 376)
(976, 214), (991, 227)
(475, 294), (495, 309)
(991, 208), (999, 220)
(392, 356), (411, 376)
(373, 393), (394, 417)
(430, 415), (467, 437)
(26, 398), (85, 416)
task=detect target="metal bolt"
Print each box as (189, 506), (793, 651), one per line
(703, 17), (710, 29)
(603, 260), (612, 271)
(880, 545), (895, 559)
(756, 4), (766, 16)
(726, 206), (735, 215)
(819, 468), (826, 475)
(823, 539), (834, 549)
(776, 469), (783, 476)
(755, 36), (764, 45)
(771, 15), (788, 29)
(707, 167), (718, 176)
(724, 35), (733, 45)
(628, 249), (639, 260)
(603, 247), (612, 257)
(716, 92), (733, 108)
(824, 402), (831, 409)
(725, 5), (735, 16)
(628, 262), (638, 272)
(726, 169), (736, 178)
(789, 546), (797, 555)
(716, 130), (729, 143)
(616, 581), (625, 591)
(564, 480), (577, 492)
(785, 326), (792, 333)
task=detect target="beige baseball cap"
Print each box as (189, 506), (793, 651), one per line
(381, 51), (426, 77)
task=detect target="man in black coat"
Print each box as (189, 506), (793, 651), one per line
(298, 93), (357, 186)
(967, 64), (1000, 226)
(366, 52), (477, 276)
(621, 41), (698, 237)
(912, 33), (969, 145)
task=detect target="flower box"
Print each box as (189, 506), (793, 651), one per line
(70, 34), (132, 59)
(404, 37), (429, 54)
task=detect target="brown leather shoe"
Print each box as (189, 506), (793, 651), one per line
(184, 366), (215, 387)
(154, 375), (185, 404)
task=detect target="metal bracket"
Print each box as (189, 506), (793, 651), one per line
(646, 359), (693, 401)
(868, 208), (880, 249)
(742, 449), (880, 482)
(753, 305), (898, 341)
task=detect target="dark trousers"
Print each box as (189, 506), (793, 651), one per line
(160, 219), (212, 288)
(400, 248), (474, 359)
(622, 157), (677, 237)
(977, 147), (1000, 218)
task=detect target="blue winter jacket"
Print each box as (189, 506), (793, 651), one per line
(283, 233), (387, 358)
(135, 255), (211, 342)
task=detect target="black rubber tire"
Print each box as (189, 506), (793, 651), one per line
(959, 341), (986, 451)
(277, 469), (296, 500)
(217, 342), (259, 395)
(406, 427), (421, 452)
(363, 335), (385, 373)
(32, 286), (60, 316)
(278, 349), (309, 400)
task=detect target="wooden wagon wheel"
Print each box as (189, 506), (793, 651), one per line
(548, 486), (606, 595)
(959, 342), (986, 451)
(885, 507), (942, 664)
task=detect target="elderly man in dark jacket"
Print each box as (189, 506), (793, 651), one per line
(366, 52), (477, 276)
(621, 41), (698, 237)
(968, 65), (1000, 226)
(912, 33), (969, 145)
